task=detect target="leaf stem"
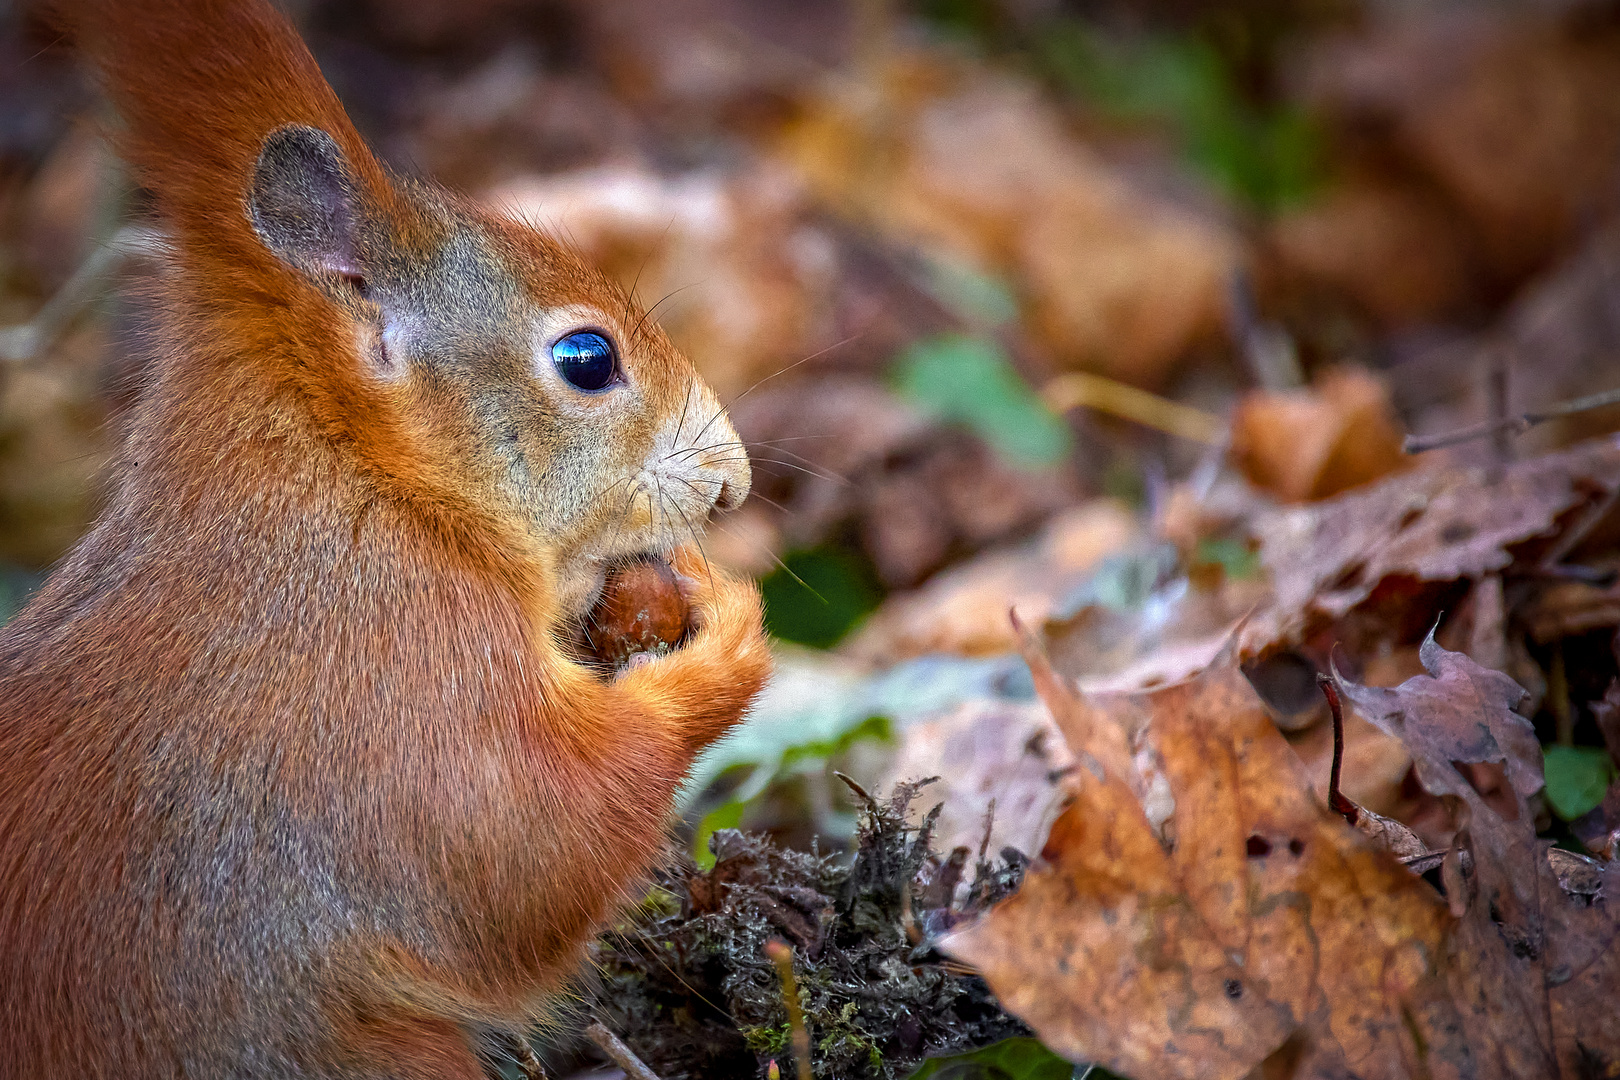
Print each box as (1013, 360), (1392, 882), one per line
(1316, 674), (1360, 825)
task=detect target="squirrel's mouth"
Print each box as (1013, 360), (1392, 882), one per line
(558, 551), (689, 673)
(557, 546), (674, 622)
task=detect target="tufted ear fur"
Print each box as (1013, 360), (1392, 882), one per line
(248, 124), (364, 278)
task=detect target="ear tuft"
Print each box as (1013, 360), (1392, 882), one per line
(249, 125), (363, 278)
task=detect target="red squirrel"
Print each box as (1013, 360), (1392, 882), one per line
(0, 1), (771, 1075)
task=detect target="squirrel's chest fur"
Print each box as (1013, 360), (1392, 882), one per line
(0, 404), (685, 1076)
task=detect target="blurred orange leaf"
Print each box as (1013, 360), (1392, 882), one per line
(1230, 366), (1409, 503)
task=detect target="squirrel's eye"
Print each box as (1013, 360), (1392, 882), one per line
(552, 331), (618, 393)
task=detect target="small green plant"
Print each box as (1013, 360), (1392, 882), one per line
(691, 714), (892, 869)
(1033, 23), (1322, 212)
(892, 335), (1072, 468)
(761, 546), (884, 650)
(1543, 744), (1617, 821)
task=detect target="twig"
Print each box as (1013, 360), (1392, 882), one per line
(0, 226), (163, 364)
(502, 1032), (550, 1080)
(1486, 346), (1512, 478)
(1042, 370), (1227, 445)
(1538, 486), (1619, 571)
(1316, 674), (1359, 825)
(1403, 384), (1620, 454)
(584, 1022), (662, 1080)
(1228, 271), (1303, 391)
(764, 938), (814, 1080)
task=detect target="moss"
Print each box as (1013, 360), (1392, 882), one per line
(591, 780), (1032, 1079)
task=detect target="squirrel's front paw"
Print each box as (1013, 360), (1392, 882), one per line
(668, 547), (763, 645)
(616, 547), (770, 750)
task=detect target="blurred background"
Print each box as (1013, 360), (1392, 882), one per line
(4, 0), (1620, 861)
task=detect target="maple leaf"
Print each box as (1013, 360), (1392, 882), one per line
(1335, 638), (1620, 1076)
(1330, 628), (1544, 820)
(943, 623), (1619, 1079)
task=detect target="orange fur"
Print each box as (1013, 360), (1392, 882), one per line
(0, 1), (771, 1076)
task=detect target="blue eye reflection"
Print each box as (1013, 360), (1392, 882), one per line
(552, 331), (618, 392)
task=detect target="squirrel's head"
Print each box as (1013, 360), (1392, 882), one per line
(247, 124), (750, 617)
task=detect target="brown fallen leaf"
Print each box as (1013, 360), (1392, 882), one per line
(1332, 628), (1544, 817)
(846, 499), (1137, 664)
(779, 53), (1238, 389)
(1241, 434), (1620, 658)
(945, 629), (1466, 1079)
(1229, 366), (1411, 503)
(1334, 640), (1620, 1076)
(1265, 172), (1478, 328)
(944, 624), (1620, 1079)
(878, 697), (1073, 859)
(1518, 571), (1620, 645)
(1302, 10), (1620, 284)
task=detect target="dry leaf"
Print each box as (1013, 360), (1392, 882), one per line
(846, 500), (1137, 664)
(779, 55), (1238, 388)
(1332, 628), (1544, 811)
(1266, 174), (1477, 327)
(1241, 434), (1620, 658)
(1303, 11), (1620, 282)
(944, 625), (1620, 1079)
(880, 697), (1073, 859)
(1334, 638), (1620, 1076)
(946, 632), (1465, 1079)
(1230, 367), (1410, 503)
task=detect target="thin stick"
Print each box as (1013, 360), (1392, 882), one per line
(0, 226), (163, 364)
(764, 939), (814, 1080)
(584, 1022), (663, 1080)
(502, 1032), (550, 1080)
(1042, 371), (1226, 445)
(1316, 674), (1359, 825)
(1404, 384), (1620, 454)
(1487, 347), (1512, 476)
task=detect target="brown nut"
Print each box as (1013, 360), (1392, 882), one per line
(582, 558), (691, 668)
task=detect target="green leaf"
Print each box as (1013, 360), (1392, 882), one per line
(691, 798), (748, 871)
(1032, 23), (1322, 211)
(906, 1037), (1104, 1079)
(1193, 537), (1261, 581)
(892, 335), (1072, 467)
(760, 546), (884, 650)
(1543, 745), (1616, 821)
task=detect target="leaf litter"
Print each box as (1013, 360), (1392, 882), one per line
(585, 435), (1620, 1079)
(941, 616), (1617, 1079)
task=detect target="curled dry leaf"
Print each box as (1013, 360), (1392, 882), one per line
(1334, 639), (1620, 1075)
(1331, 628), (1544, 812)
(1229, 366), (1410, 504)
(944, 623), (1620, 1079)
(1241, 433), (1620, 658)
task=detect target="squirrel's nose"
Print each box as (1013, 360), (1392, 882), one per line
(715, 474), (748, 512)
(699, 416), (751, 513)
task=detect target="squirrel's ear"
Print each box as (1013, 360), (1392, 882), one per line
(248, 125), (365, 278)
